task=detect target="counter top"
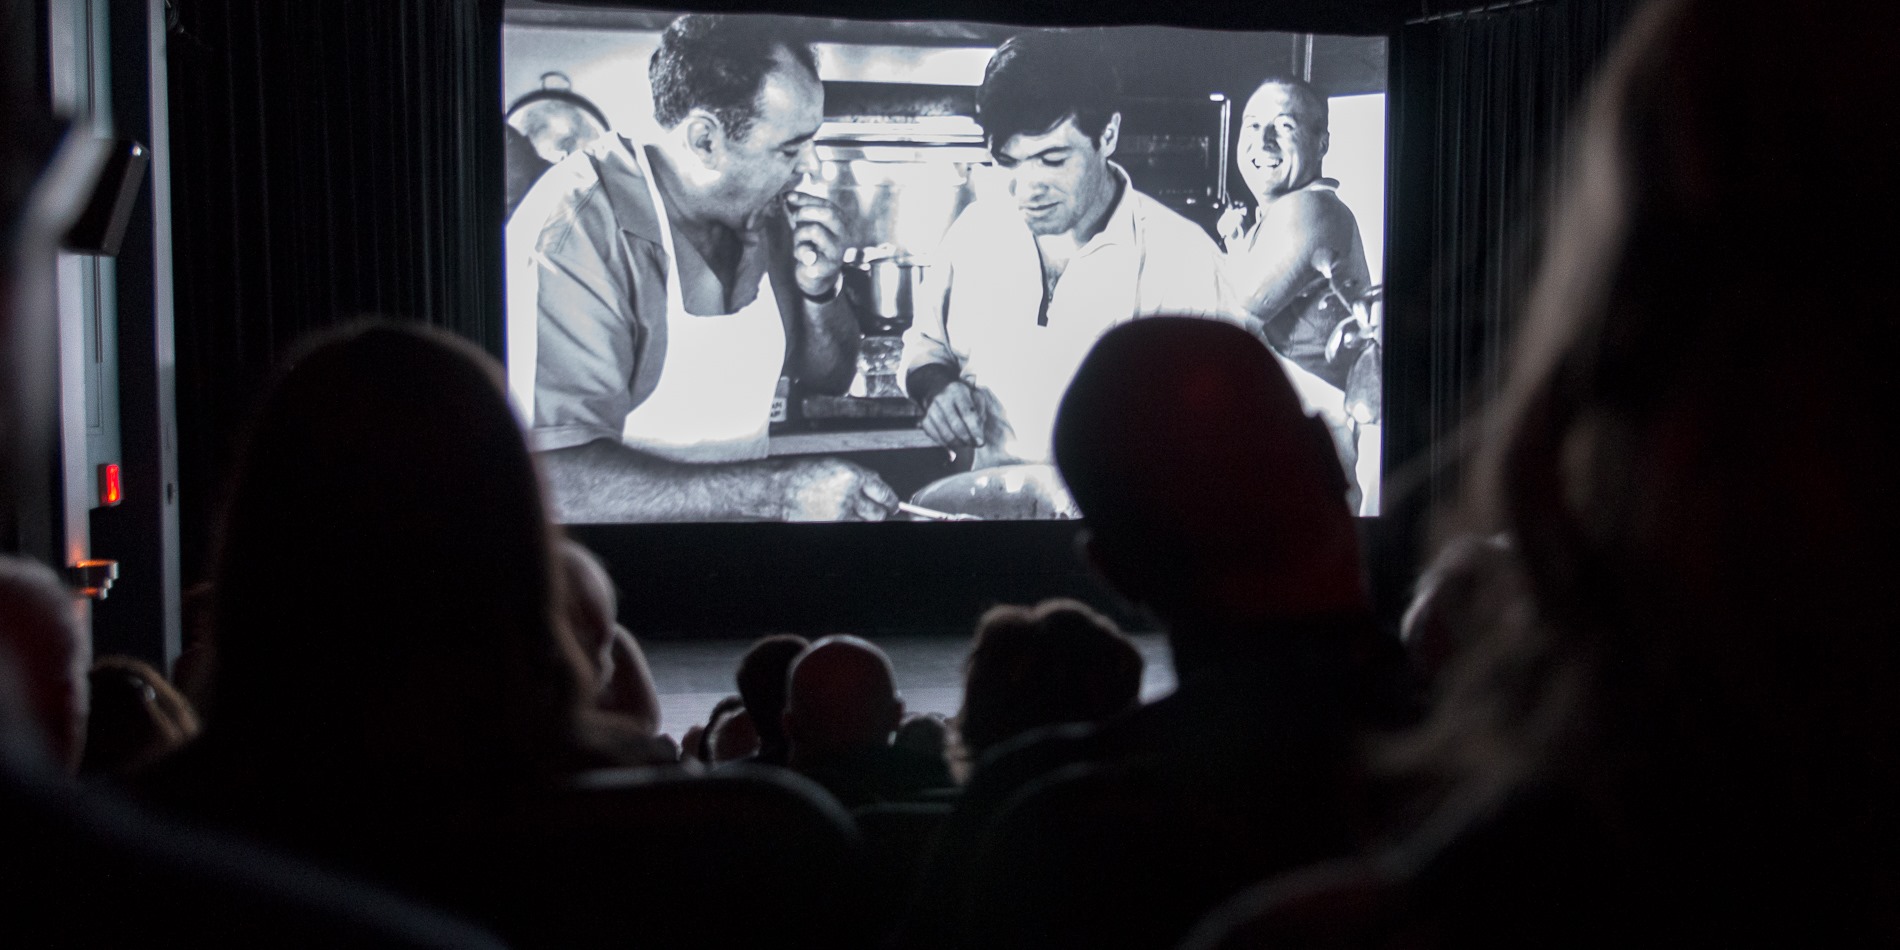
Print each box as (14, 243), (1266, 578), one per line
(768, 428), (942, 457)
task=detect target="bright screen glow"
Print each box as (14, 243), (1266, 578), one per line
(504, 7), (1387, 523)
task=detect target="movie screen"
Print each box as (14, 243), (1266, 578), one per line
(505, 6), (1387, 523)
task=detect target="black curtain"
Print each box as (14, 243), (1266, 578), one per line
(166, 0), (503, 578)
(1370, 0), (1647, 599)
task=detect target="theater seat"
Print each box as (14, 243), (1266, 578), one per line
(475, 765), (876, 950)
(854, 800), (954, 931)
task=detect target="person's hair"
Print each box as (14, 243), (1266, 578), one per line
(206, 322), (587, 784)
(649, 14), (818, 142)
(956, 599), (1142, 760)
(977, 29), (1120, 151)
(1054, 317), (1348, 583)
(79, 655), (200, 776)
(1406, 0), (1900, 858)
(694, 694), (749, 763)
(735, 634), (809, 749)
(1249, 76), (1329, 132)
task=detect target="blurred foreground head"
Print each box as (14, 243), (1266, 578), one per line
(0, 558), (86, 771)
(1054, 317), (1363, 630)
(208, 323), (583, 783)
(1417, 0), (1900, 899)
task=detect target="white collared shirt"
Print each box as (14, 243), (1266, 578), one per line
(901, 166), (1227, 464)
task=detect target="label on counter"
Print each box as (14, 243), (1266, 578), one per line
(770, 376), (791, 424)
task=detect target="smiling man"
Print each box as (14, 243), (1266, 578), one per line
(509, 14), (897, 522)
(1218, 77), (1372, 389)
(902, 29), (1226, 469)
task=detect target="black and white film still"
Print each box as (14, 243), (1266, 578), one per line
(503, 8), (1387, 523)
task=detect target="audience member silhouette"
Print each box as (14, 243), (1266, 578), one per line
(901, 317), (1416, 950)
(80, 655), (199, 778)
(955, 598), (1142, 769)
(735, 633), (809, 766)
(1184, 0), (1900, 945)
(0, 556), (87, 773)
(134, 322), (628, 907)
(708, 703), (761, 763)
(682, 693), (751, 764)
(557, 538), (662, 732)
(0, 639), (512, 950)
(785, 635), (952, 807)
(0, 32), (504, 943)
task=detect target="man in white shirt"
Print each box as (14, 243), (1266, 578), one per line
(902, 30), (1226, 469)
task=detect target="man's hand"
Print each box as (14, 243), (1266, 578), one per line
(777, 457), (900, 522)
(1217, 204), (1250, 248)
(785, 192), (846, 299)
(920, 379), (989, 449)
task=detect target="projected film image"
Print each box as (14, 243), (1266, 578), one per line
(504, 7), (1387, 523)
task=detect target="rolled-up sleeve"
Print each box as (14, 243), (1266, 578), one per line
(512, 164), (641, 453)
(900, 214), (969, 385)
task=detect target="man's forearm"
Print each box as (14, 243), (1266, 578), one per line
(541, 439), (789, 523)
(906, 362), (961, 408)
(791, 291), (861, 394)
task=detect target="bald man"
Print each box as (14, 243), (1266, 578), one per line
(1217, 77), (1372, 391)
(782, 636), (951, 806)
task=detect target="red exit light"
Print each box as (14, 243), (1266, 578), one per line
(98, 463), (122, 507)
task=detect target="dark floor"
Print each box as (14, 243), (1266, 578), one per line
(644, 632), (1178, 736)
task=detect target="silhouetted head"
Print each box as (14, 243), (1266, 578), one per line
(1055, 317), (1364, 632)
(736, 633), (809, 757)
(708, 705), (760, 763)
(783, 635), (902, 763)
(0, 557), (86, 772)
(208, 322), (585, 785)
(957, 599), (1142, 761)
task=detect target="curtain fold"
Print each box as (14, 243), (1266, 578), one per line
(166, 0), (503, 576)
(1382, 0), (1646, 517)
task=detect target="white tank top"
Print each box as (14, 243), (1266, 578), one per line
(618, 145), (787, 464)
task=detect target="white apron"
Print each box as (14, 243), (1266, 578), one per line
(618, 145), (787, 464)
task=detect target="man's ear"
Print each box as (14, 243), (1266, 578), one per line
(1319, 129), (1331, 160)
(1098, 113), (1122, 159)
(682, 110), (725, 167)
(888, 697), (906, 734)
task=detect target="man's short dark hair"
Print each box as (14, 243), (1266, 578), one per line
(736, 634), (810, 747)
(1253, 75), (1330, 131)
(977, 29), (1120, 151)
(649, 14), (819, 142)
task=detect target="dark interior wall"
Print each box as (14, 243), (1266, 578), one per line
(161, 0), (1649, 638)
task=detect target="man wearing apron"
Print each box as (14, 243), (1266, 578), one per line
(507, 15), (898, 522)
